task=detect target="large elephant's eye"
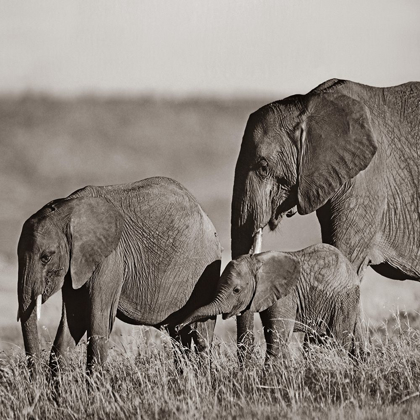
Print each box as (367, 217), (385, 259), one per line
(233, 286), (241, 294)
(258, 160), (269, 178)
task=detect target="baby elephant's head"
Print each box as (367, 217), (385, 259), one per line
(177, 251), (300, 330)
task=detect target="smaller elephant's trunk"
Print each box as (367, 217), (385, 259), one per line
(17, 294), (41, 322)
(20, 298), (41, 374)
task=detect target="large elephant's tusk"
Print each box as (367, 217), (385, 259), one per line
(36, 295), (42, 321)
(17, 307), (20, 322)
(252, 228), (263, 254)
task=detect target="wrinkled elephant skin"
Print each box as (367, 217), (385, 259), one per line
(231, 79), (420, 361)
(180, 244), (366, 361)
(17, 177), (222, 374)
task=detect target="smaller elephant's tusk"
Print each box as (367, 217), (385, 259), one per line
(36, 295), (42, 321)
(252, 228), (263, 254)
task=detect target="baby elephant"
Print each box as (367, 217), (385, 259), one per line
(178, 244), (366, 360)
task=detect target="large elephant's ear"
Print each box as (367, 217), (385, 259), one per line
(250, 252), (300, 313)
(297, 92), (377, 214)
(69, 198), (124, 289)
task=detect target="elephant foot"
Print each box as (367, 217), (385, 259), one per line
(25, 355), (40, 380)
(237, 344), (257, 369)
(86, 335), (108, 376)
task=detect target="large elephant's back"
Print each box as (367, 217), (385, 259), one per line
(87, 177), (221, 325)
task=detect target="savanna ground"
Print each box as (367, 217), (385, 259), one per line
(2, 96), (420, 418)
(2, 312), (420, 419)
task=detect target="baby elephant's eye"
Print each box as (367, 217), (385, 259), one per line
(233, 287), (241, 294)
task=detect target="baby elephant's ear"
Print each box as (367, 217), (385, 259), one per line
(250, 252), (300, 313)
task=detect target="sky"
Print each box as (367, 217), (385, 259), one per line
(1, 0), (419, 97)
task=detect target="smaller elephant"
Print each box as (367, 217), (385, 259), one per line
(178, 244), (366, 360)
(17, 177), (222, 375)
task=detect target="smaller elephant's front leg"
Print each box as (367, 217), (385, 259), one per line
(86, 325), (110, 373)
(49, 303), (71, 377)
(86, 252), (124, 375)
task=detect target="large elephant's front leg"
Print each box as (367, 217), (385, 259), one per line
(259, 295), (296, 363)
(49, 280), (88, 376)
(86, 251), (124, 374)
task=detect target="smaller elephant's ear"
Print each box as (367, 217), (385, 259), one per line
(250, 252), (300, 313)
(69, 197), (124, 289)
(297, 91), (377, 214)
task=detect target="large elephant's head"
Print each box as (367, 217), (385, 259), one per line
(17, 197), (123, 365)
(176, 251), (300, 328)
(231, 79), (378, 257)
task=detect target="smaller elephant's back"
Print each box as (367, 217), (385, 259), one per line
(87, 177), (222, 325)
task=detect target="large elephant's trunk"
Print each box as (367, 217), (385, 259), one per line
(231, 176), (255, 259)
(231, 158), (266, 258)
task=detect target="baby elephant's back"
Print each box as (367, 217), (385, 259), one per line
(293, 243), (359, 292)
(292, 244), (360, 336)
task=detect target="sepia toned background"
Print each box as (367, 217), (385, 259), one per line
(1, 0), (420, 350)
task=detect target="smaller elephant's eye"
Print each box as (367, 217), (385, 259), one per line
(40, 253), (54, 264)
(233, 286), (241, 294)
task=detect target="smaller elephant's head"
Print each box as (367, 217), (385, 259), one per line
(17, 196), (124, 362)
(177, 251), (300, 329)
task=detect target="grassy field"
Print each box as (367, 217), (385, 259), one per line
(2, 95), (420, 418)
(2, 313), (420, 419)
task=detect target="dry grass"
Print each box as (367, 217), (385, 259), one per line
(2, 312), (420, 419)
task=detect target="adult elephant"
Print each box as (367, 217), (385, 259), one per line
(17, 177), (222, 374)
(231, 78), (420, 360)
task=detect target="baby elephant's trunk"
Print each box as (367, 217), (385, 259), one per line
(176, 300), (221, 332)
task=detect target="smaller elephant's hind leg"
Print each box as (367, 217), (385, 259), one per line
(190, 317), (216, 373)
(167, 318), (215, 374)
(190, 317), (215, 353)
(166, 325), (192, 374)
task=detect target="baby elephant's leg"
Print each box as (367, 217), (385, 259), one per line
(259, 295), (297, 363)
(334, 287), (367, 359)
(350, 312), (369, 361)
